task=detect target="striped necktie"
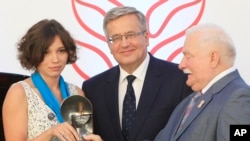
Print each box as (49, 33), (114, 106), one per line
(177, 92), (201, 131)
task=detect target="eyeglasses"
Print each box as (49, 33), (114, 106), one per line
(108, 30), (146, 44)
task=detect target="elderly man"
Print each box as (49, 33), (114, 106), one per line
(154, 23), (250, 141)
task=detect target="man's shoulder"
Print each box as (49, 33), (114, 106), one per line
(150, 56), (183, 74)
(84, 66), (119, 83)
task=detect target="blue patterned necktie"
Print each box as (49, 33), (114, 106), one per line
(122, 75), (136, 140)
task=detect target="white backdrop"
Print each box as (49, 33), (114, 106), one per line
(0, 0), (249, 87)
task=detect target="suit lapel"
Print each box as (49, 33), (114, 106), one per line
(175, 92), (213, 138)
(130, 55), (167, 140)
(104, 67), (125, 140)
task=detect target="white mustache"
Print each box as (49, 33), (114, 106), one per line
(183, 69), (192, 74)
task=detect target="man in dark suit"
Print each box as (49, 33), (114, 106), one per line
(154, 23), (250, 141)
(82, 6), (192, 141)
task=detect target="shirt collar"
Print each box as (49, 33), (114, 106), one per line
(119, 53), (150, 82)
(202, 66), (236, 94)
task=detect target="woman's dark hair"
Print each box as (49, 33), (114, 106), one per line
(17, 19), (77, 70)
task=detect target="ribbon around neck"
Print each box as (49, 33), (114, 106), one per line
(31, 72), (70, 123)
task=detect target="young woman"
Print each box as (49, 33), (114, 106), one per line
(2, 19), (102, 141)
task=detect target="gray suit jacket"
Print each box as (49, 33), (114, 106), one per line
(154, 70), (250, 141)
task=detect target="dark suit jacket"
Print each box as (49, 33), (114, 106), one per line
(154, 70), (250, 141)
(82, 54), (192, 141)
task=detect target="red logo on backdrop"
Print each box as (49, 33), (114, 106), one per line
(70, 0), (206, 80)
